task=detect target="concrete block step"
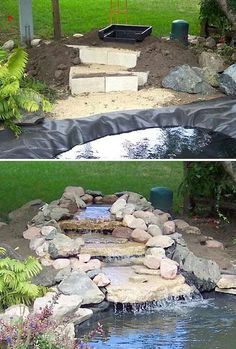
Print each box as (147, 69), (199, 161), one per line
(69, 65), (149, 95)
(66, 45), (141, 68)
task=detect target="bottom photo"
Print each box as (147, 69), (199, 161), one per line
(0, 161), (235, 349)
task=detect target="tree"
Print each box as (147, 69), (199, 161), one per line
(215, 0), (236, 29)
(51, 0), (62, 40)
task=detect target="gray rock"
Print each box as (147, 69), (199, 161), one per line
(147, 224), (163, 237)
(85, 190), (103, 197)
(34, 293), (82, 320)
(204, 37), (216, 49)
(89, 300), (110, 314)
(87, 268), (102, 279)
(2, 40), (14, 51)
(41, 226), (58, 236)
(31, 211), (46, 226)
(32, 266), (58, 287)
(4, 304), (29, 320)
(58, 270), (105, 305)
(31, 38), (41, 47)
(199, 52), (226, 73)
(202, 67), (219, 87)
(73, 308), (93, 325)
(55, 266), (72, 282)
(48, 234), (84, 259)
(0, 243), (24, 260)
(173, 244), (221, 291)
(110, 198), (127, 215)
(219, 64), (236, 96)
(162, 65), (215, 94)
(127, 192), (153, 211)
(9, 199), (43, 221)
(44, 219), (62, 232)
(146, 235), (174, 248)
(29, 236), (45, 250)
(50, 207), (70, 221)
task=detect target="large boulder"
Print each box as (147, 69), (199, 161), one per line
(58, 270), (105, 304)
(199, 52), (226, 73)
(173, 244), (221, 291)
(48, 234), (84, 259)
(110, 198), (126, 215)
(162, 65), (215, 94)
(32, 266), (58, 287)
(4, 304), (29, 320)
(126, 192), (153, 211)
(219, 64), (236, 96)
(33, 293), (82, 319)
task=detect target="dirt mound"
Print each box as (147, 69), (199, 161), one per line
(26, 30), (199, 89)
(26, 42), (80, 87)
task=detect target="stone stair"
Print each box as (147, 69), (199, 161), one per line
(66, 45), (149, 95)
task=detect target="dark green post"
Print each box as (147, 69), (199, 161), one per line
(170, 19), (189, 46)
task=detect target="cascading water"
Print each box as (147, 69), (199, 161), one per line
(113, 291), (203, 314)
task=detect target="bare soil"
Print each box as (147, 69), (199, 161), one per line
(26, 29), (199, 89)
(51, 89), (221, 120)
(25, 29), (225, 119)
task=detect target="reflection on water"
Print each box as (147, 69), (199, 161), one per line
(57, 127), (236, 159)
(77, 294), (236, 349)
(74, 206), (111, 220)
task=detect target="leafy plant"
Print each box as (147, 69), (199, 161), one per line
(0, 48), (51, 136)
(21, 78), (57, 103)
(0, 256), (46, 309)
(179, 162), (236, 221)
(199, 0), (232, 33)
(0, 299), (104, 349)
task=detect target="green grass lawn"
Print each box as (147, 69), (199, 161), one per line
(0, 161), (183, 217)
(1, 0), (200, 42)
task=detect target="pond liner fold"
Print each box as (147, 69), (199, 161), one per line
(0, 96), (236, 159)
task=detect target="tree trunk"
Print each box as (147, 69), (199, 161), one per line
(215, 0), (236, 29)
(222, 161), (236, 183)
(51, 0), (61, 40)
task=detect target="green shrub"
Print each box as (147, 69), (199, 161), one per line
(0, 255), (46, 309)
(199, 0), (232, 33)
(0, 48), (51, 136)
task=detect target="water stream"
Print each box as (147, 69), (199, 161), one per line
(78, 294), (236, 349)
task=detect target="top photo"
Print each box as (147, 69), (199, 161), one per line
(0, 0), (236, 159)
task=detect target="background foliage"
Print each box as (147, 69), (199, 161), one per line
(0, 161), (183, 218)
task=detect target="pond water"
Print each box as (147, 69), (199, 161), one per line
(57, 127), (236, 159)
(78, 294), (236, 349)
(74, 206), (111, 220)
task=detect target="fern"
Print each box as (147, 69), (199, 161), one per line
(0, 48), (52, 137)
(0, 256), (46, 310)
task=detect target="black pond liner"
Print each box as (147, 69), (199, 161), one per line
(0, 97), (236, 159)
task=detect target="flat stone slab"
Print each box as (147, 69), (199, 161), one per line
(69, 65), (143, 94)
(66, 45), (141, 68)
(80, 241), (146, 258)
(215, 287), (236, 295)
(60, 219), (123, 231)
(67, 232), (128, 244)
(106, 273), (192, 304)
(217, 274), (236, 289)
